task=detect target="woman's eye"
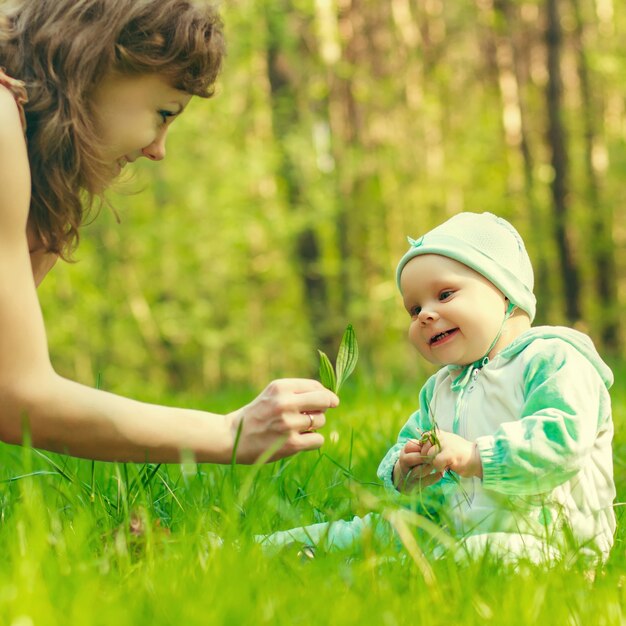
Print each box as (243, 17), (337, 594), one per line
(158, 110), (175, 125)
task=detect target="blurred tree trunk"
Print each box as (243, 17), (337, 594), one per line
(570, 0), (620, 348)
(545, 0), (581, 323)
(492, 0), (551, 322)
(325, 0), (385, 324)
(326, 0), (364, 318)
(264, 6), (333, 355)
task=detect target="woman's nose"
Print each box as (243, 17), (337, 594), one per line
(142, 128), (168, 161)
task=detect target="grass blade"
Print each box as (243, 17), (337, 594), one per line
(32, 449), (75, 483)
(384, 509), (440, 595)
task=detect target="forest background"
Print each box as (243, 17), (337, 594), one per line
(7, 2), (626, 622)
(39, 0), (626, 400)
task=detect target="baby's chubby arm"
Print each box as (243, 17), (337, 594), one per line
(377, 373), (442, 491)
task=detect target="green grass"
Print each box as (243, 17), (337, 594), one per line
(0, 376), (625, 625)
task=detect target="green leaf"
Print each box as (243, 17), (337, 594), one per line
(335, 324), (359, 393)
(318, 350), (337, 393)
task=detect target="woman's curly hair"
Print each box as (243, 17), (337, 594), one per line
(0, 0), (225, 258)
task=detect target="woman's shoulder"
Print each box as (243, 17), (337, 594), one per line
(0, 67), (27, 131)
(0, 70), (28, 152)
(0, 70), (31, 236)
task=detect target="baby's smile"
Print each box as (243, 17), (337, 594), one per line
(429, 328), (459, 346)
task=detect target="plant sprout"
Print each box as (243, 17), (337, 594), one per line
(318, 324), (358, 394)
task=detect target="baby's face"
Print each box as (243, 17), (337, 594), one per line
(400, 254), (507, 366)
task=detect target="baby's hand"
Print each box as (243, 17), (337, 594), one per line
(393, 439), (444, 493)
(426, 431), (483, 479)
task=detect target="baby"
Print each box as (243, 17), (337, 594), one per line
(378, 211), (615, 561)
(260, 212), (616, 563)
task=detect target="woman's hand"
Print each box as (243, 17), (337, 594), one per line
(225, 379), (339, 463)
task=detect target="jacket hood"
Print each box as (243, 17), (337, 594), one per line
(499, 325), (613, 390)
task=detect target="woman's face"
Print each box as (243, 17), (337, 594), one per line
(91, 71), (192, 182)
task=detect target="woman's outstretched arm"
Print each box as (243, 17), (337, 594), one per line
(0, 86), (338, 464)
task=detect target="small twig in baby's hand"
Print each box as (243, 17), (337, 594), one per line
(419, 400), (471, 505)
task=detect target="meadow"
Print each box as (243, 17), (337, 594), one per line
(0, 373), (624, 626)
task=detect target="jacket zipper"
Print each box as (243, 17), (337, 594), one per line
(456, 368), (481, 507)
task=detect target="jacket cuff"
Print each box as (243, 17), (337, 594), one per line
(475, 435), (504, 489)
(377, 451), (401, 492)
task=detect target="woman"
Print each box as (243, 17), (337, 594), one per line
(0, 0), (338, 464)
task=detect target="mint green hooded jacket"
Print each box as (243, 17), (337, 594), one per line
(377, 326), (616, 560)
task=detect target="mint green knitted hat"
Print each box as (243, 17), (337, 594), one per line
(396, 212), (536, 322)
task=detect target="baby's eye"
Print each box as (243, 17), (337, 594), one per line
(438, 290), (454, 302)
(409, 305), (422, 317)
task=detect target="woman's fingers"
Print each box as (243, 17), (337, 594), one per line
(257, 379), (336, 434)
(267, 378), (339, 405)
(258, 379), (339, 415)
(292, 388), (340, 411)
(299, 411), (326, 433)
(231, 378), (338, 463)
(267, 378), (328, 392)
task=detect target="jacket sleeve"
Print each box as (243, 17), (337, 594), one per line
(476, 340), (610, 496)
(377, 374), (438, 491)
